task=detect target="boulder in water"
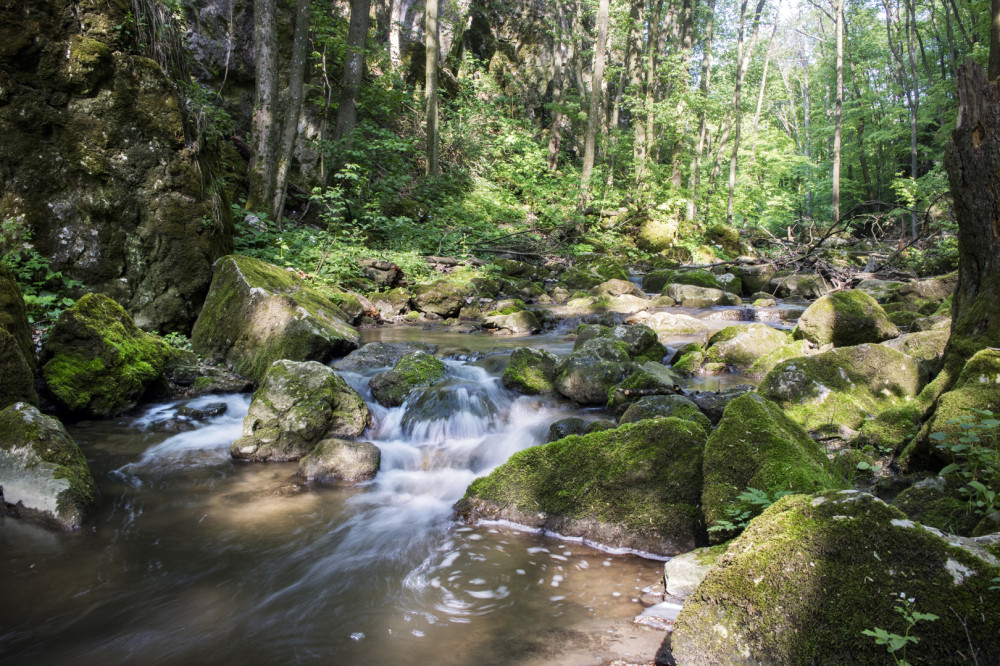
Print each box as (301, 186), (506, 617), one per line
(590, 279), (645, 299)
(483, 310), (541, 335)
(619, 394), (711, 431)
(547, 417), (586, 442)
(502, 348), (558, 395)
(456, 417), (708, 556)
(40, 293), (172, 417)
(606, 362), (683, 418)
(664, 284), (739, 308)
(554, 338), (635, 405)
(369, 351), (447, 407)
(703, 323), (789, 372)
(411, 279), (473, 318)
(575, 323), (667, 363)
(794, 289), (899, 347)
(298, 439), (381, 483)
(0, 402), (95, 530)
(231, 360), (369, 462)
(333, 341), (435, 373)
(191, 255), (359, 383)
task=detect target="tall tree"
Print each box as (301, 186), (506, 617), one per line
(832, 0), (843, 226)
(270, 0), (312, 223)
(333, 0), (373, 151)
(992, 0), (1000, 79)
(425, 0), (440, 176)
(581, 0), (610, 203)
(688, 0), (716, 221)
(246, 0), (279, 215)
(548, 0), (569, 171)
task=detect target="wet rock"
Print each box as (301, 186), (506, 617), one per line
(663, 545), (725, 598)
(456, 418), (708, 557)
(372, 288), (412, 318)
(483, 310), (541, 335)
(794, 289), (899, 347)
(176, 402), (228, 420)
(298, 439), (381, 483)
(855, 278), (904, 303)
(332, 342), (435, 373)
(575, 323), (667, 363)
(590, 279), (646, 299)
(231, 360), (370, 462)
(641, 270), (676, 293)
(626, 311), (710, 335)
(554, 338), (635, 405)
(731, 264), (778, 294)
(702, 324), (789, 372)
(502, 348), (558, 395)
(548, 417), (586, 442)
(0, 264), (34, 372)
(686, 385), (755, 425)
(369, 351), (446, 407)
(399, 382), (499, 437)
(583, 419), (616, 434)
(619, 395), (711, 432)
(600, 294), (654, 314)
(768, 272), (828, 299)
(40, 293), (172, 417)
(757, 343), (924, 434)
(0, 402), (95, 530)
(191, 255), (359, 383)
(672, 491), (1000, 665)
(607, 363), (683, 418)
(663, 284), (740, 308)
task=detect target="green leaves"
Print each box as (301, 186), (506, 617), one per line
(708, 487), (794, 534)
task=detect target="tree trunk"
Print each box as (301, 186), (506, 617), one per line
(425, 0), (440, 177)
(548, 2), (568, 171)
(748, 13), (779, 168)
(832, 0), (844, 226)
(334, 0), (372, 150)
(270, 0), (312, 223)
(246, 0), (279, 215)
(991, 0), (1000, 79)
(581, 0), (610, 204)
(688, 0), (715, 221)
(802, 54), (812, 222)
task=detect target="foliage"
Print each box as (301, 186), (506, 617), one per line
(861, 593), (938, 666)
(932, 409), (1000, 517)
(707, 487), (794, 534)
(1, 220), (81, 326)
(161, 331), (193, 352)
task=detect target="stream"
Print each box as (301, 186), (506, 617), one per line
(0, 307), (784, 665)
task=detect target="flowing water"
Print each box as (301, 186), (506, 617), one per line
(0, 331), (682, 665)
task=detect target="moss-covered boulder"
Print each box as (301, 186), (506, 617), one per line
(687, 385), (756, 425)
(902, 349), (1000, 472)
(881, 328), (950, 378)
(757, 344), (924, 433)
(368, 351), (446, 407)
(855, 403), (924, 455)
(856, 278), (904, 302)
(372, 287), (412, 317)
(664, 283), (739, 308)
(0, 264), (37, 408)
(332, 341), (435, 373)
(672, 491), (1000, 664)
(701, 393), (836, 539)
(731, 264), (778, 294)
(231, 360), (370, 462)
(887, 272), (958, 308)
(502, 347), (558, 395)
(411, 279), (473, 318)
(672, 269), (723, 290)
(747, 338), (814, 378)
(893, 476), (982, 536)
(768, 272), (828, 299)
(607, 362), (683, 417)
(483, 310), (541, 335)
(40, 293), (172, 417)
(794, 290), (899, 347)
(298, 439), (381, 484)
(619, 395), (711, 431)
(455, 418), (708, 556)
(663, 544), (727, 598)
(191, 255), (359, 383)
(554, 338), (635, 405)
(590, 278), (645, 299)
(575, 323), (667, 364)
(704, 224), (746, 258)
(703, 324), (789, 372)
(0, 402), (95, 530)
(641, 269), (675, 293)
(626, 311), (710, 335)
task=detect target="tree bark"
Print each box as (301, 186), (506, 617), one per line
(991, 0), (1000, 79)
(548, 1), (568, 171)
(831, 0), (843, 226)
(580, 0), (610, 204)
(334, 0), (372, 149)
(425, 0), (440, 177)
(246, 0), (279, 215)
(688, 0), (715, 221)
(270, 0), (312, 223)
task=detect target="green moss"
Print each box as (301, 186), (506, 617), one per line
(0, 264), (34, 370)
(748, 339), (812, 378)
(704, 324), (789, 372)
(369, 351), (446, 407)
(641, 270), (675, 293)
(672, 269), (722, 290)
(855, 403), (924, 455)
(888, 310), (921, 327)
(456, 418), (708, 555)
(702, 393), (839, 542)
(794, 290), (899, 347)
(894, 478), (981, 536)
(673, 350), (705, 375)
(487, 299), (527, 316)
(619, 395), (712, 432)
(502, 347), (557, 395)
(607, 366), (680, 417)
(41, 293), (171, 417)
(672, 491), (1000, 664)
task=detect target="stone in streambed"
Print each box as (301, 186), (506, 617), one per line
(502, 347), (558, 395)
(298, 439), (381, 483)
(368, 351), (446, 407)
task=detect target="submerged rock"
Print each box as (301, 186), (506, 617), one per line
(332, 341), (435, 373)
(794, 289), (899, 347)
(191, 255), (359, 383)
(0, 402), (95, 530)
(455, 418), (708, 556)
(502, 347), (558, 395)
(757, 343), (924, 433)
(368, 351), (447, 407)
(554, 338), (635, 405)
(41, 293), (172, 417)
(231, 360), (369, 462)
(298, 439), (381, 483)
(672, 491), (1000, 665)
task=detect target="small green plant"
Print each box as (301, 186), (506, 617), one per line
(708, 487), (794, 533)
(2, 221), (82, 326)
(861, 593), (938, 665)
(932, 408), (1000, 516)
(991, 576), (1000, 591)
(161, 331), (193, 352)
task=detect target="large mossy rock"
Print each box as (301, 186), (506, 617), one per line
(619, 394), (711, 431)
(664, 283), (738, 308)
(794, 289), (899, 347)
(606, 362), (683, 417)
(887, 272), (958, 308)
(483, 309), (541, 335)
(411, 279), (472, 317)
(672, 491), (1000, 665)
(703, 324), (789, 372)
(40, 293), (171, 417)
(902, 349), (1000, 472)
(590, 278), (645, 299)
(191, 255), (359, 383)
(298, 439), (381, 484)
(554, 338), (635, 405)
(455, 418), (708, 556)
(701, 393), (835, 539)
(575, 323), (667, 363)
(231, 360), (370, 462)
(0, 264), (34, 371)
(757, 344), (924, 433)
(368, 351), (446, 407)
(502, 347), (558, 395)
(881, 328), (950, 377)
(0, 402), (95, 530)
(332, 341), (435, 373)
(0, 4), (232, 333)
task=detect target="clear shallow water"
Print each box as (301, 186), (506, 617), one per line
(0, 341), (663, 665)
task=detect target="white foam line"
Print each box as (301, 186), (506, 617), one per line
(472, 519), (670, 561)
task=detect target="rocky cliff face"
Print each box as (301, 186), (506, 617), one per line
(0, 0), (232, 333)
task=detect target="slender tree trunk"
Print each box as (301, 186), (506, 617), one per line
(832, 0), (843, 225)
(247, 0), (279, 215)
(334, 0), (372, 149)
(627, 0), (647, 181)
(669, 0), (694, 189)
(991, 0), (1000, 79)
(270, 0), (312, 223)
(581, 0), (610, 204)
(389, 0), (403, 68)
(749, 14), (780, 168)
(548, 1), (568, 171)
(802, 54), (812, 222)
(425, 0), (440, 176)
(905, 0), (921, 237)
(688, 0), (715, 221)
